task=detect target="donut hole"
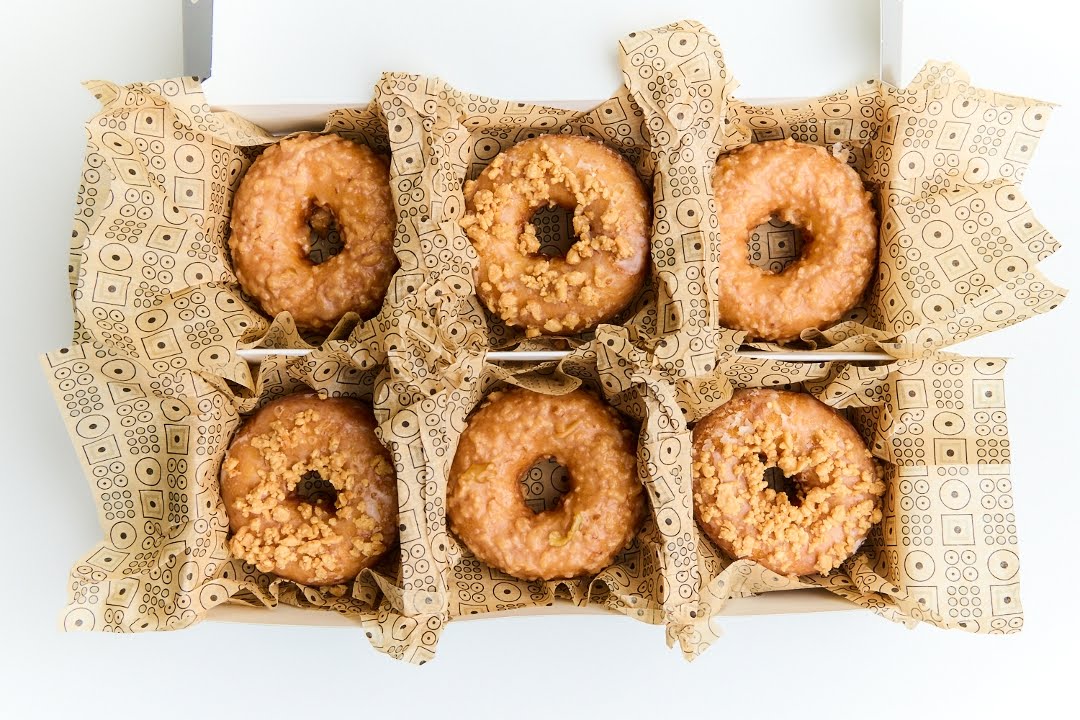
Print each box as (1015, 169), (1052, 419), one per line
(518, 456), (572, 514)
(294, 470), (339, 511)
(528, 204), (582, 259)
(748, 213), (809, 274)
(305, 203), (345, 265)
(761, 461), (802, 507)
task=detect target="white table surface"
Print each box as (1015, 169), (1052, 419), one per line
(1, 1), (1077, 716)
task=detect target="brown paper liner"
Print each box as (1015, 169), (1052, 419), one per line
(591, 323), (1021, 657)
(49, 19), (1060, 664)
(372, 342), (670, 640)
(808, 62), (1067, 356)
(619, 20), (1066, 360)
(606, 347), (1022, 659)
(67, 77), (398, 392)
(324, 76), (686, 653)
(368, 72), (659, 354)
(42, 341), (447, 663)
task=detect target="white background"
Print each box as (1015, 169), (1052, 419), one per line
(1, 1), (1077, 717)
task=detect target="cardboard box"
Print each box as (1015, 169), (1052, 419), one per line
(182, 0), (902, 628)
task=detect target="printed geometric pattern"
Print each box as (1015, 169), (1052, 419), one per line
(46, 19), (1063, 664)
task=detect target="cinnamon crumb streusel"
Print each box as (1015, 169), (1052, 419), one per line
(220, 393), (397, 586)
(461, 135), (649, 337)
(692, 389), (884, 576)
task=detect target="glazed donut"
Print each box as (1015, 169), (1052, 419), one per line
(712, 139), (877, 341)
(221, 393), (397, 586)
(447, 388), (644, 580)
(461, 135), (650, 337)
(229, 133), (398, 333)
(692, 389), (884, 576)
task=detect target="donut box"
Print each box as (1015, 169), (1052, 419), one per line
(42, 7), (1065, 663)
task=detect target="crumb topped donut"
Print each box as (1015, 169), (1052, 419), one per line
(712, 139), (877, 341)
(229, 133), (398, 333)
(461, 135), (650, 337)
(220, 393), (397, 586)
(692, 389), (884, 576)
(447, 388), (644, 580)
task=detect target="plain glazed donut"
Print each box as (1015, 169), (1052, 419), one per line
(230, 133), (398, 333)
(447, 388), (644, 580)
(692, 389), (884, 577)
(461, 135), (650, 337)
(712, 139), (877, 341)
(220, 393), (398, 586)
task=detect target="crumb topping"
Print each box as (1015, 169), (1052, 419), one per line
(460, 135), (649, 335)
(692, 389), (884, 576)
(221, 395), (397, 586)
(462, 147), (633, 261)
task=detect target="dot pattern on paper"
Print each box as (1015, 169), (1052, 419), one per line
(49, 19), (1055, 663)
(69, 78), (401, 393)
(372, 72), (658, 353)
(46, 342), (446, 664)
